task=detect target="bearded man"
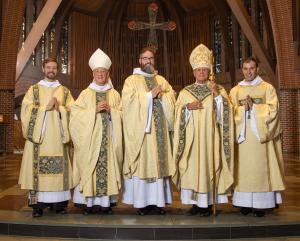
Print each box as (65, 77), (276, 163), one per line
(121, 46), (176, 215)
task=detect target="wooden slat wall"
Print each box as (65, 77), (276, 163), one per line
(70, 11), (100, 90)
(69, 5), (212, 94)
(165, 25), (182, 91)
(183, 13), (212, 87)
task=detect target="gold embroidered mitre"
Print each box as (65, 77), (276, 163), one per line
(189, 44), (212, 70)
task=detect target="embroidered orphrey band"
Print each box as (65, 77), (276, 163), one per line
(145, 76), (169, 181)
(95, 92), (109, 196)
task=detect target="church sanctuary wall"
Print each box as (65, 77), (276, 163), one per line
(268, 0), (300, 153)
(100, 1), (186, 93)
(102, 18), (185, 93)
(182, 12), (212, 89)
(0, 0), (26, 153)
(69, 11), (100, 93)
(69, 2), (213, 94)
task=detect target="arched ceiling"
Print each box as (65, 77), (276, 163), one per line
(73, 0), (105, 14)
(73, 0), (211, 15)
(179, 0), (210, 12)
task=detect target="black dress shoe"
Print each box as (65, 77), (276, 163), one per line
(186, 205), (200, 216)
(253, 210), (265, 217)
(102, 207), (113, 215)
(138, 207), (150, 216)
(83, 207), (93, 215)
(240, 207), (252, 216)
(199, 207), (212, 217)
(48, 204), (54, 211)
(154, 206), (166, 215)
(32, 208), (43, 217)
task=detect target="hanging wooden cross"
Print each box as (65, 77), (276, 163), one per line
(128, 2), (176, 50)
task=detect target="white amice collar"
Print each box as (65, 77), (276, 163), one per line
(239, 75), (263, 86)
(195, 81), (208, 86)
(89, 80), (112, 91)
(133, 67), (155, 77)
(38, 79), (61, 88)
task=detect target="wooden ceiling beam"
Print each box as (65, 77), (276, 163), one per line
(16, 0), (62, 80)
(226, 0), (276, 84)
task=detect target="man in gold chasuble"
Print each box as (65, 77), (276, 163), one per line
(229, 57), (285, 217)
(70, 49), (123, 215)
(172, 44), (234, 217)
(19, 58), (74, 217)
(122, 46), (176, 215)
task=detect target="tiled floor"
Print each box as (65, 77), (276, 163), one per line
(0, 155), (300, 241)
(0, 153), (299, 240)
(0, 153), (299, 215)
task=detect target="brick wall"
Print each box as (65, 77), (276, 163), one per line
(279, 90), (299, 153)
(0, 0), (25, 152)
(267, 0), (300, 153)
(0, 91), (15, 152)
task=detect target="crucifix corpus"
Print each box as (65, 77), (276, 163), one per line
(128, 2), (176, 50)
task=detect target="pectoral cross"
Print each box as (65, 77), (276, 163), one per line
(128, 3), (176, 50)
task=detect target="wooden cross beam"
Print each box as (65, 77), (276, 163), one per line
(226, 0), (276, 85)
(128, 3), (176, 50)
(16, 0), (62, 80)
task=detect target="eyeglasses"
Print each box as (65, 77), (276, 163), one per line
(140, 57), (155, 61)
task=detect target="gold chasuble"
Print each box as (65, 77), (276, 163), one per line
(229, 78), (285, 193)
(70, 87), (123, 198)
(173, 83), (234, 196)
(19, 83), (74, 204)
(122, 74), (176, 181)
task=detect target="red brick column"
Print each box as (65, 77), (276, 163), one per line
(0, 0), (26, 152)
(267, 0), (300, 153)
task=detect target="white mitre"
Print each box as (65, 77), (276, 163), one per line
(88, 48), (112, 70)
